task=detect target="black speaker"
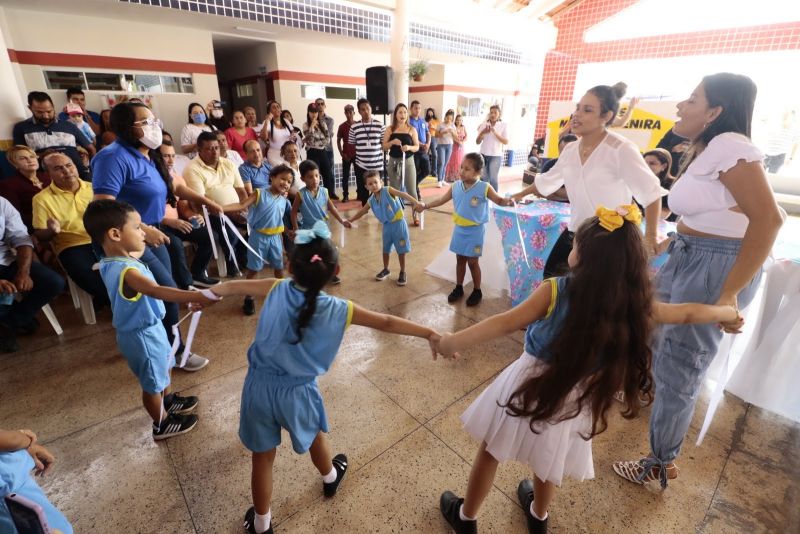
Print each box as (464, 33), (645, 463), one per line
(365, 66), (395, 115)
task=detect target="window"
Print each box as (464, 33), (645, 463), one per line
(43, 70), (194, 94)
(301, 84), (366, 101)
(236, 82), (255, 98)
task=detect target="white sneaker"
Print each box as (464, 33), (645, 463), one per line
(178, 353), (209, 372)
(437, 181), (444, 188)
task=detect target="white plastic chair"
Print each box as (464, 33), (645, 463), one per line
(65, 275), (96, 325)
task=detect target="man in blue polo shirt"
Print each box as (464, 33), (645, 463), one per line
(13, 91), (95, 180)
(57, 87), (101, 136)
(409, 100), (431, 199)
(238, 139), (271, 194)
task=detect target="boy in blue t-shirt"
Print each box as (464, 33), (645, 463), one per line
(83, 199), (219, 441)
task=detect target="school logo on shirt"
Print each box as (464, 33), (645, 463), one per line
(474, 245), (482, 254)
(470, 196), (479, 207)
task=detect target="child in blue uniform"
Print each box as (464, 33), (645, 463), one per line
(83, 200), (218, 441)
(346, 170), (421, 286)
(417, 153), (510, 306)
(234, 164), (294, 316)
(290, 160), (351, 285)
(433, 205), (742, 534)
(0, 428), (72, 533)
(210, 220), (442, 534)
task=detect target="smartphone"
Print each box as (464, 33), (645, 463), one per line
(4, 493), (50, 534)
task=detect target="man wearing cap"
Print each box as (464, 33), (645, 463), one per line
(336, 104), (357, 202)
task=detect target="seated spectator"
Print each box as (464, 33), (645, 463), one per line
(13, 91), (95, 180)
(541, 134), (578, 174)
(32, 152), (107, 307)
(280, 140), (303, 195)
(180, 102), (214, 159)
(215, 130), (245, 167)
(97, 109), (116, 149)
(243, 106), (262, 134)
(0, 197), (64, 352)
(65, 103), (96, 145)
(238, 139), (271, 195)
(225, 110), (258, 160)
(0, 145), (51, 231)
(159, 141), (219, 288)
(161, 130), (190, 176)
(57, 86), (101, 136)
(0, 427), (72, 533)
(184, 131), (247, 276)
(207, 99), (229, 131)
(76, 146), (92, 180)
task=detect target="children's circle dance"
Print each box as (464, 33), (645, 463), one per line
(5, 75), (777, 533)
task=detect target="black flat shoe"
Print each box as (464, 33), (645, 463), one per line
(517, 479), (548, 534)
(439, 491), (477, 534)
(243, 506), (273, 534)
(323, 453), (348, 497)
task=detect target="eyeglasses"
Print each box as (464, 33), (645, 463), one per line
(133, 117), (163, 128)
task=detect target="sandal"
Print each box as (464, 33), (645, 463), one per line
(613, 458), (679, 488)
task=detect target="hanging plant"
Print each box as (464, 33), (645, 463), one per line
(408, 59), (429, 82)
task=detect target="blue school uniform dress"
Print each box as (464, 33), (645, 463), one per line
(460, 276), (595, 485)
(368, 187), (411, 255)
(99, 257), (173, 395)
(239, 279), (353, 454)
(298, 187), (330, 230)
(247, 187), (289, 271)
(0, 450), (73, 534)
(450, 180), (490, 257)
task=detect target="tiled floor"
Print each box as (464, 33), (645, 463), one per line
(2, 178), (799, 533)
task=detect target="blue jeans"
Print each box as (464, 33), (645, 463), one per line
(646, 234), (762, 484)
(436, 143), (453, 182)
(481, 155), (502, 191)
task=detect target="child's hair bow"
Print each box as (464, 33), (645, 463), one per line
(294, 220), (332, 244)
(595, 204), (642, 232)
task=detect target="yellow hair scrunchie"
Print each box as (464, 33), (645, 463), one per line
(595, 204), (642, 232)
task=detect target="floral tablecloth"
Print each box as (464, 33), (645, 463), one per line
(493, 200), (674, 306)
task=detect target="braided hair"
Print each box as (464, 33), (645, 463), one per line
(290, 234), (338, 343)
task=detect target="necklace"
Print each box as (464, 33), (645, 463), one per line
(579, 133), (606, 160)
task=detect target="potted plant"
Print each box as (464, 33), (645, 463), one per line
(408, 59), (429, 82)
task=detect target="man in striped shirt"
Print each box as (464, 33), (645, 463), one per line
(349, 98), (385, 205)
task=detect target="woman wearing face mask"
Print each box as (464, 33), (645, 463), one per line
(206, 100), (229, 131)
(180, 102), (214, 159)
(259, 100), (292, 167)
(92, 102), (223, 372)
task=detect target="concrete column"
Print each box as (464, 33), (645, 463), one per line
(0, 8), (27, 146)
(390, 0), (409, 106)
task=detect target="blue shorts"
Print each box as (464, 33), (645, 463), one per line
(382, 219), (411, 255)
(247, 232), (284, 271)
(450, 224), (486, 257)
(239, 371), (328, 454)
(117, 324), (174, 394)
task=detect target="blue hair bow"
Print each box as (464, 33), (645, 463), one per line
(294, 220), (331, 244)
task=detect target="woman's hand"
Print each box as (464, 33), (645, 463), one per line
(0, 279), (17, 294)
(142, 225), (170, 247)
(716, 293), (741, 333)
(189, 215), (205, 228)
(436, 332), (460, 360)
(27, 443), (55, 476)
(204, 200), (223, 216)
(391, 139), (402, 146)
(162, 218), (193, 234)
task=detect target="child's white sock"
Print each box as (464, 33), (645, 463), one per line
(322, 466), (337, 484)
(459, 503), (476, 522)
(529, 501), (548, 521)
(255, 509), (271, 533)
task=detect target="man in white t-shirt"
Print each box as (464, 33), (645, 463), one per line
(476, 105), (508, 191)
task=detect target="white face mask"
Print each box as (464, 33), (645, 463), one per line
(139, 124), (163, 150)
(211, 109), (224, 119)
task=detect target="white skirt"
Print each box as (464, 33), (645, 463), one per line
(461, 352), (595, 486)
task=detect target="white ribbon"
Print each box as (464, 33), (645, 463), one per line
(219, 213), (270, 268)
(420, 210), (424, 231)
(202, 205), (218, 260)
(340, 223), (345, 249)
(510, 199), (530, 267)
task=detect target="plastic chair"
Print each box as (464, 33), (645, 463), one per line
(65, 275), (96, 325)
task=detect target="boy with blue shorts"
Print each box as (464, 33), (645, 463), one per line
(83, 200), (218, 440)
(346, 170), (421, 286)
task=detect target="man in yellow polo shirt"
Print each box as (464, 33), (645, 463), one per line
(33, 152), (107, 305)
(184, 131), (248, 276)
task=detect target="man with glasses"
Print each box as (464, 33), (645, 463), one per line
(314, 97), (339, 200)
(13, 91), (95, 180)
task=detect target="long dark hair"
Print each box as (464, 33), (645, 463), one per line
(425, 108), (437, 121)
(502, 216), (654, 439)
(305, 103), (327, 136)
(187, 102), (208, 125)
(390, 103), (409, 133)
(290, 235), (338, 343)
(267, 100), (290, 140)
(110, 102), (176, 207)
(643, 148), (674, 183)
(587, 84), (624, 126)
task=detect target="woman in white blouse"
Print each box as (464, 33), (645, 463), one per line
(180, 102), (214, 159)
(613, 73), (784, 488)
(512, 84), (663, 277)
(259, 100), (293, 167)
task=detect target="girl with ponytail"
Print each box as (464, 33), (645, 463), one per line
(209, 221), (444, 534)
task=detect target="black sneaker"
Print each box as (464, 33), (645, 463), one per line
(243, 506), (273, 534)
(243, 296), (256, 316)
(397, 272), (407, 286)
(375, 269), (390, 281)
(192, 273), (220, 288)
(517, 479), (548, 534)
(153, 413), (198, 441)
(447, 285), (464, 303)
(227, 265), (242, 278)
(466, 289), (483, 307)
(439, 491), (477, 534)
(330, 275), (341, 285)
(341, 194), (349, 202)
(323, 453), (348, 497)
(0, 334), (19, 353)
(164, 393), (199, 415)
